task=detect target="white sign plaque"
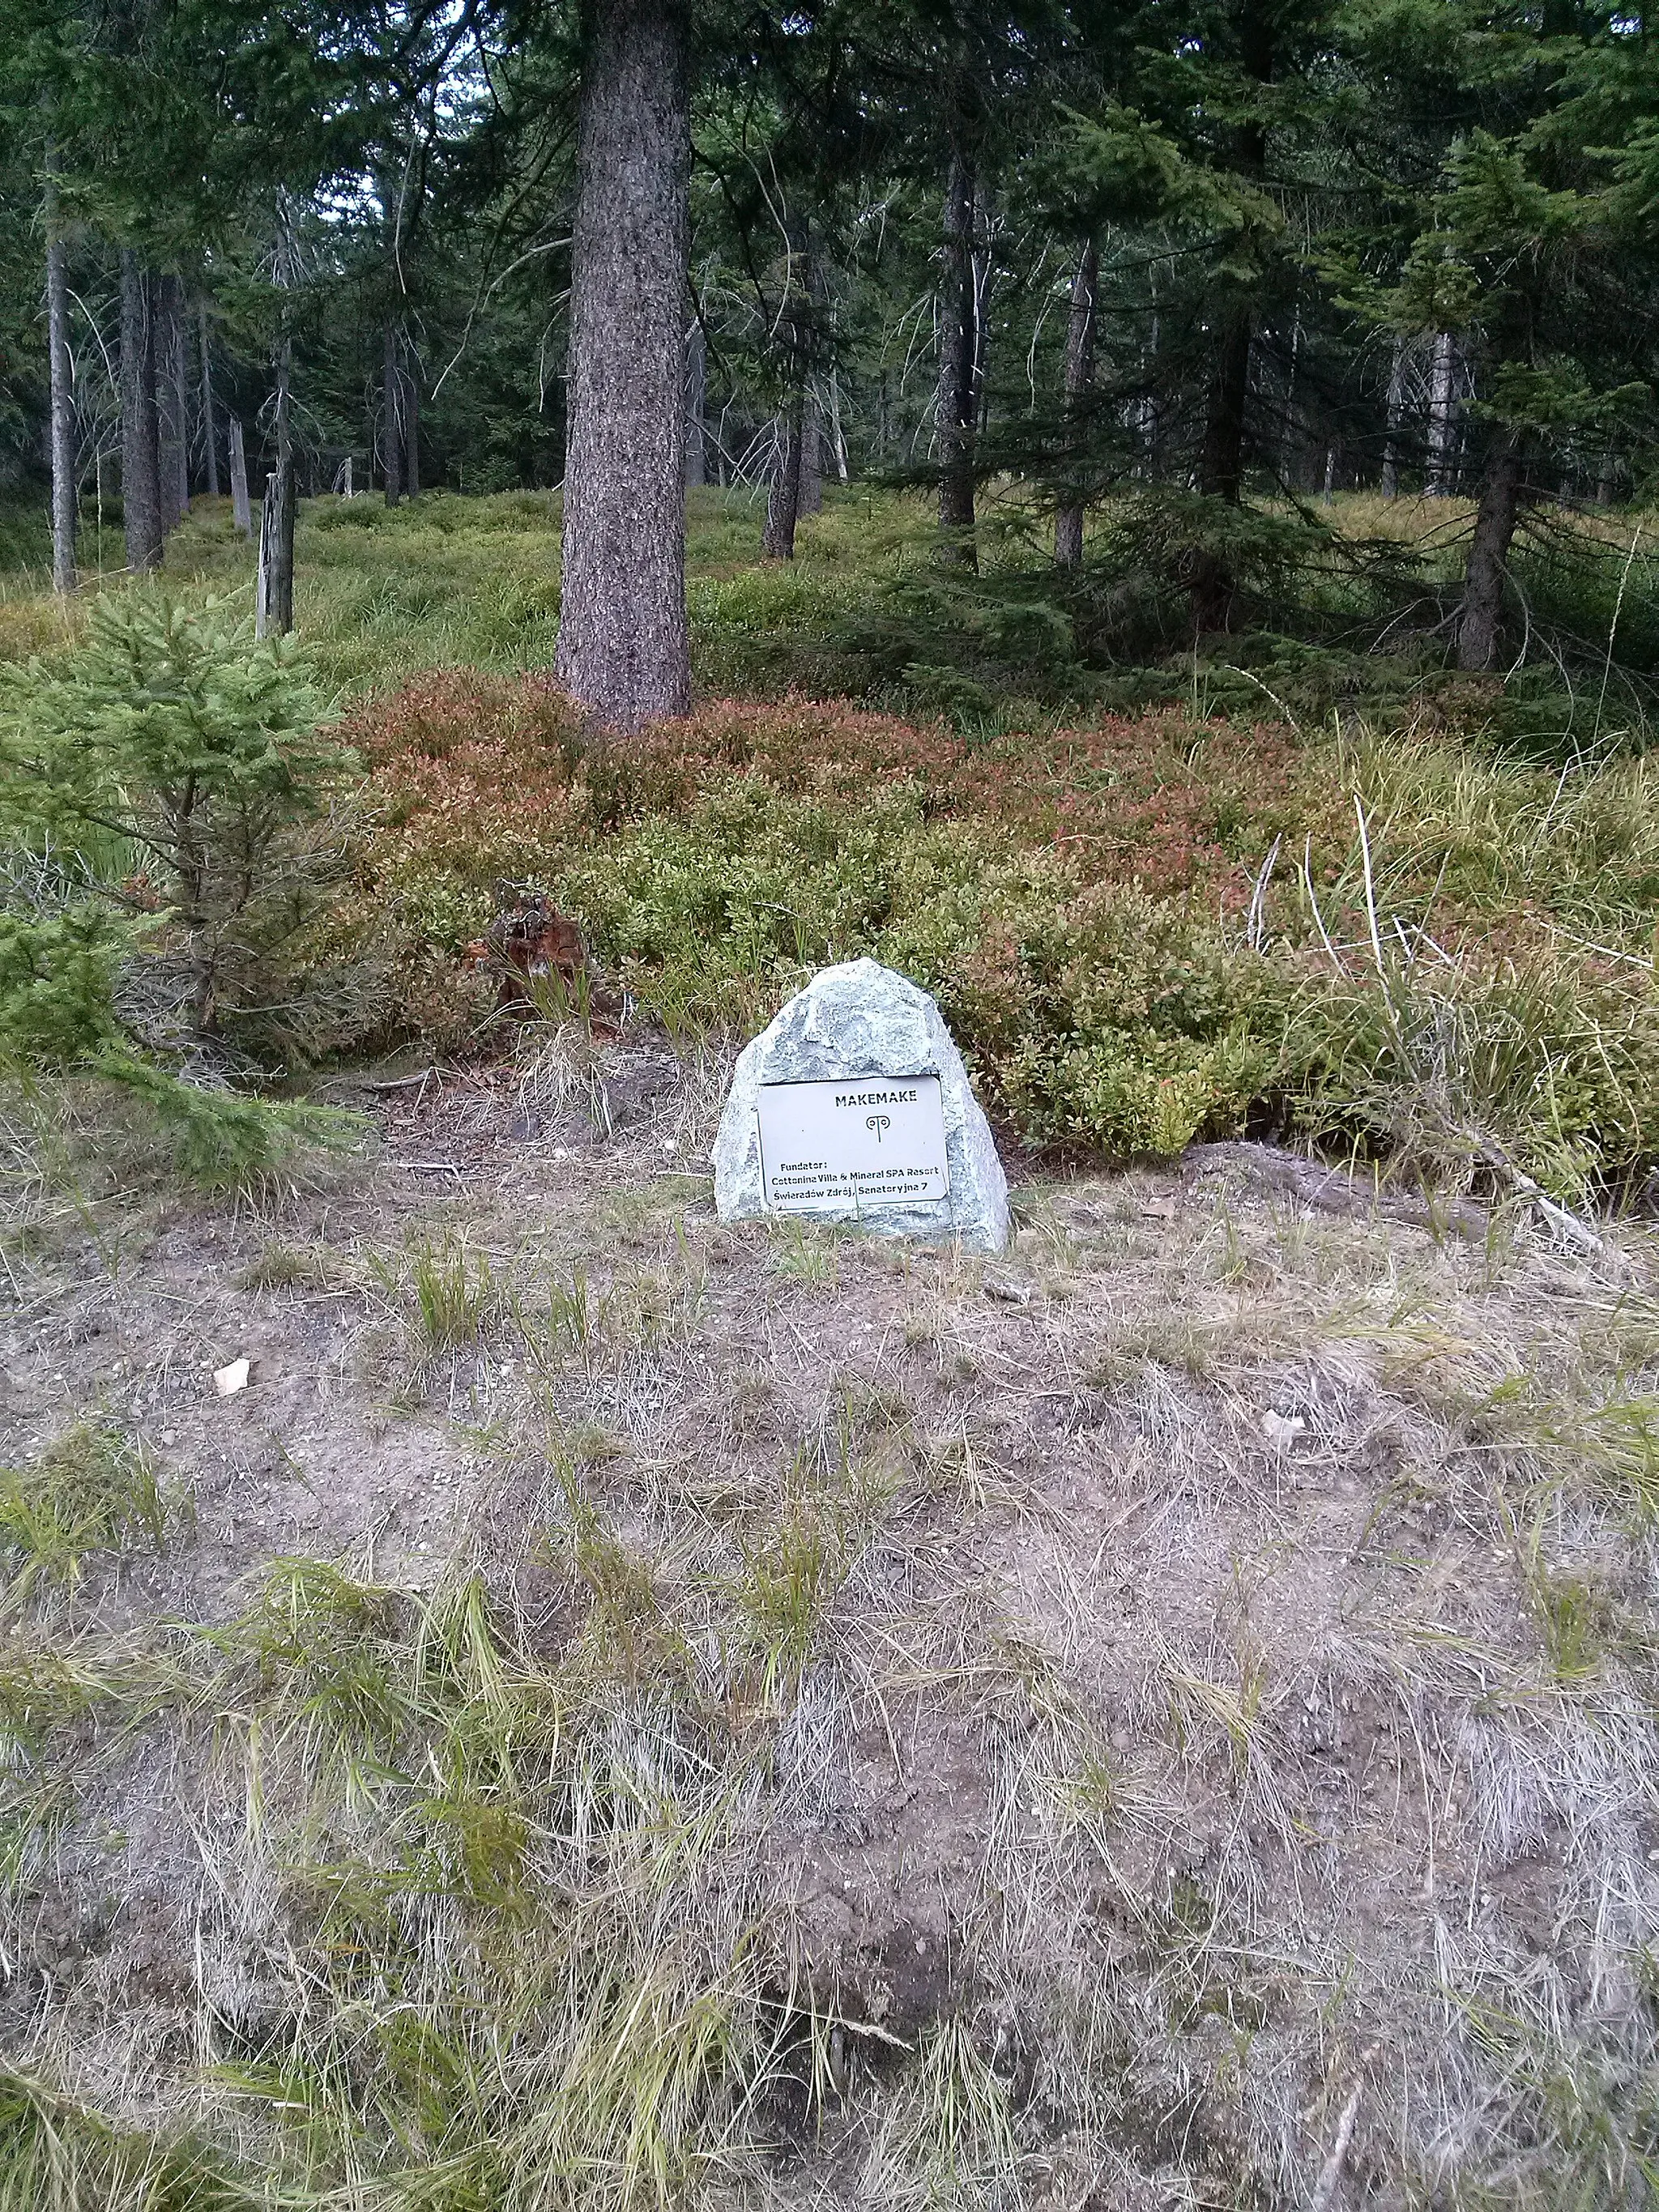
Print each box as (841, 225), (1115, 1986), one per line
(756, 1074), (949, 1214)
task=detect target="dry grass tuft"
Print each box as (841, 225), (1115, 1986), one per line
(0, 1067), (1657, 2207)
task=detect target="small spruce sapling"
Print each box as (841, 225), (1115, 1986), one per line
(0, 595), (368, 1187)
(0, 593), (369, 1060)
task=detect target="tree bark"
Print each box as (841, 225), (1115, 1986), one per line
(1426, 330), (1457, 496)
(119, 249), (163, 571)
(382, 320), (404, 506)
(971, 189), (993, 433)
(255, 363), (295, 638)
(1188, 0), (1270, 630)
(936, 147), (978, 565)
(228, 416), (251, 533)
(1054, 234), (1098, 570)
(798, 390), (823, 517)
(254, 469), (295, 637)
(1189, 306), (1253, 632)
(762, 404), (803, 559)
(1281, 305), (1303, 484)
(404, 340), (421, 497)
(157, 273), (189, 528)
(828, 366), (848, 482)
(1197, 307), (1253, 505)
(796, 232), (827, 515)
(197, 302), (220, 498)
(684, 318), (706, 487)
(1380, 337), (1405, 498)
(45, 160), (77, 595)
(1456, 430), (1522, 672)
(257, 218), (296, 637)
(555, 0), (691, 729)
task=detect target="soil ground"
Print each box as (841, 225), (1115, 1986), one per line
(2, 1029), (1657, 2207)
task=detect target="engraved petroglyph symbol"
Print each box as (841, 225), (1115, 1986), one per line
(865, 1114), (891, 1142)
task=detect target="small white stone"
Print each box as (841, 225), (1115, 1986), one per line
(712, 958), (1009, 1253)
(214, 1357), (250, 1398)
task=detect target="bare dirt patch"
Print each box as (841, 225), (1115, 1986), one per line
(2, 1038), (1656, 2208)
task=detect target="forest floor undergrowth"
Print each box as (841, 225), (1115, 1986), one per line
(2, 1035), (1658, 2209)
(2, 488), (1659, 2206)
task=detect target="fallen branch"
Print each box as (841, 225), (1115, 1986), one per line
(1467, 1131), (1618, 1264)
(1309, 2074), (1366, 2212)
(1183, 1140), (1488, 1241)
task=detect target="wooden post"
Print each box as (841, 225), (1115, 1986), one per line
(254, 468), (294, 637)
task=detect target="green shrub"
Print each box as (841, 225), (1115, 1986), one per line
(0, 592), (377, 1192)
(0, 904), (132, 1067)
(1280, 954), (1659, 1200)
(0, 590), (371, 1063)
(99, 1055), (365, 1192)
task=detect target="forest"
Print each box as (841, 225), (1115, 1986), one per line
(3, 0), (1658, 713)
(2, 3), (1659, 2210)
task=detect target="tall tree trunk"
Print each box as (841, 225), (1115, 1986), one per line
(1135, 313), (1160, 477)
(1189, 307), (1253, 633)
(971, 190), (993, 433)
(1054, 234), (1098, 570)
(1197, 308), (1252, 504)
(555, 0), (691, 729)
(255, 350), (295, 637)
(382, 320), (404, 506)
(762, 404), (803, 559)
(1188, 0), (1270, 630)
(1426, 331), (1457, 496)
(797, 234), (826, 515)
(45, 159), (77, 595)
(119, 249), (163, 571)
(156, 273), (189, 528)
(799, 390), (823, 516)
(228, 416), (251, 533)
(404, 343), (421, 497)
(1380, 337), (1405, 498)
(197, 303), (220, 498)
(1281, 305), (1303, 484)
(257, 212), (298, 637)
(1456, 430), (1522, 673)
(684, 318), (706, 487)
(937, 147), (979, 565)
